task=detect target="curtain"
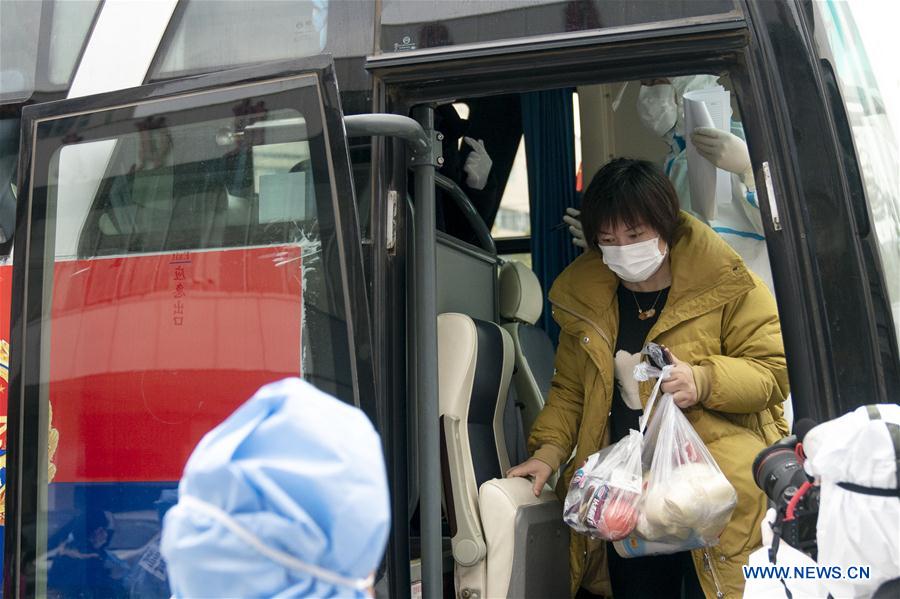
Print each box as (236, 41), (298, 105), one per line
(521, 89), (580, 344)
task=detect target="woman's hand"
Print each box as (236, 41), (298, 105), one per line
(660, 348), (699, 409)
(507, 458), (553, 497)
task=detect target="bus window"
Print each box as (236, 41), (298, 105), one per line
(0, 0), (101, 103)
(151, 0), (328, 79)
(493, 136), (531, 240)
(378, 0), (739, 54)
(62, 109), (319, 257)
(493, 92), (583, 262)
(12, 62), (367, 597)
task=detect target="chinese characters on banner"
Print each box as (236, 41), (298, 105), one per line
(170, 252), (191, 327)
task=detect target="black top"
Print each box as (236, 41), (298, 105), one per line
(604, 284), (702, 599)
(609, 283), (670, 443)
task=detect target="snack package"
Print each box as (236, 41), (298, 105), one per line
(613, 532), (705, 558)
(563, 429), (642, 541)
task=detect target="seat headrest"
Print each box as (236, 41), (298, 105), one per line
(499, 261), (543, 325)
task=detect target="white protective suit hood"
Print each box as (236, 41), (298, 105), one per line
(804, 404), (900, 598)
(161, 378), (390, 598)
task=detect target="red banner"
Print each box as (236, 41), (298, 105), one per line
(48, 246), (303, 482)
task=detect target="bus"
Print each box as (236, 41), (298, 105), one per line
(0, 1), (898, 597)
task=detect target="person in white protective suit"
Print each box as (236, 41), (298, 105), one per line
(744, 403), (900, 599)
(565, 75), (775, 293)
(160, 378), (390, 598)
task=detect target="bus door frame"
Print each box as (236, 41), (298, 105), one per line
(364, 6), (894, 596)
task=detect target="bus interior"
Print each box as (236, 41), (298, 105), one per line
(400, 73), (788, 597)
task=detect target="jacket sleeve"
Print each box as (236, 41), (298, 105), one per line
(691, 278), (789, 414)
(526, 330), (584, 471)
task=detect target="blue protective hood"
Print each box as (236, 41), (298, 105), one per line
(160, 378), (390, 598)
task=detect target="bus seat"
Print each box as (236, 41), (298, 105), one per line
(498, 261), (554, 438)
(437, 313), (568, 598)
(479, 478), (570, 598)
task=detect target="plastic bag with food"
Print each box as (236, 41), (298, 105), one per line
(613, 347), (737, 557)
(563, 429), (643, 541)
(639, 394), (736, 546)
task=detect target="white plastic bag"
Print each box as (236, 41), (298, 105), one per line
(563, 429), (642, 541)
(637, 394), (737, 544)
(614, 357), (737, 557)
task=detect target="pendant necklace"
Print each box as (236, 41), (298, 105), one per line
(632, 289), (664, 321)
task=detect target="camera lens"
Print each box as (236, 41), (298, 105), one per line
(752, 445), (808, 503)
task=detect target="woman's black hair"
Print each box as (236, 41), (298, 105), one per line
(579, 158), (680, 251)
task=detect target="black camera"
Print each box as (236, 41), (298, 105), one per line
(752, 425), (820, 559)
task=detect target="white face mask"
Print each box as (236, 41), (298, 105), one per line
(636, 84), (678, 138)
(600, 237), (668, 283)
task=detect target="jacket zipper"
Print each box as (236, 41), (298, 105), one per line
(703, 549), (725, 598)
(550, 301), (612, 348)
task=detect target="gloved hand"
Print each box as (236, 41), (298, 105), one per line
(563, 206), (587, 249)
(690, 127), (751, 176)
(463, 137), (492, 190)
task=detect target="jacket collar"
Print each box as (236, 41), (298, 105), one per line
(548, 212), (755, 338)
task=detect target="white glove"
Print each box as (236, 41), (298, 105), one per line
(462, 137), (492, 190)
(563, 206), (587, 249)
(690, 127), (751, 176)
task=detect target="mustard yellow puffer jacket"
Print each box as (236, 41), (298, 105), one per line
(528, 212), (789, 598)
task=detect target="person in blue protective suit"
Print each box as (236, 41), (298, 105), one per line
(160, 378), (390, 598)
(565, 75), (774, 293)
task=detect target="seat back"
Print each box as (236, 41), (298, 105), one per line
(438, 313), (568, 598)
(438, 314), (513, 570)
(498, 261), (555, 438)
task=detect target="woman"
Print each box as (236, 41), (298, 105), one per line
(508, 158), (789, 598)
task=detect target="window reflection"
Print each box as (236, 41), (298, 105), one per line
(28, 81), (354, 598)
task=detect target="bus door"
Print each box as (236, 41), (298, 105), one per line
(741, 0), (900, 415)
(4, 56), (374, 598)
